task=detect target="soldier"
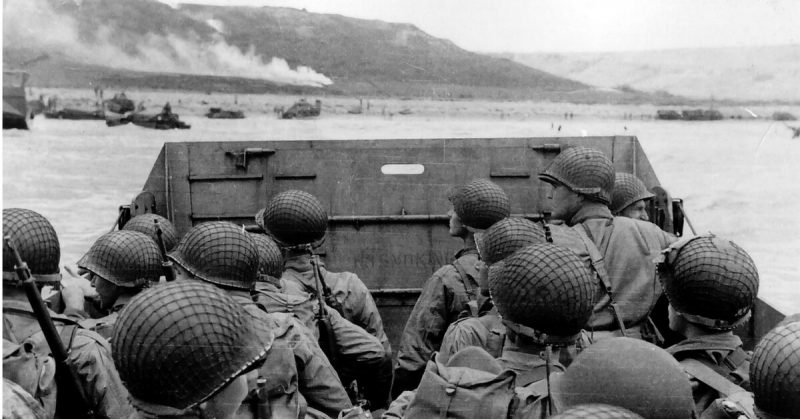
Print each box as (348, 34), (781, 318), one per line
(750, 322), (800, 419)
(384, 243), (595, 418)
(610, 172), (654, 221)
(549, 337), (695, 418)
(538, 147), (676, 340)
(121, 213), (179, 251)
(2, 208), (134, 418)
(438, 217), (546, 362)
(394, 178), (510, 395)
(259, 190), (393, 408)
(657, 234), (758, 415)
(112, 281), (272, 419)
(496, 244), (596, 417)
(260, 190), (390, 348)
(66, 230), (162, 339)
(168, 221), (352, 418)
(250, 232), (390, 411)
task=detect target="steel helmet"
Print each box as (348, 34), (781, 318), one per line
(610, 173), (654, 215)
(250, 233), (284, 280)
(489, 244), (594, 343)
(538, 147), (615, 205)
(481, 217), (545, 264)
(261, 190), (328, 246)
(551, 337), (694, 419)
(658, 234), (759, 330)
(750, 322), (800, 418)
(112, 281), (272, 414)
(551, 404), (643, 419)
(2, 208), (61, 284)
(448, 179), (510, 230)
(168, 221), (260, 290)
(77, 230), (161, 288)
(122, 213), (179, 252)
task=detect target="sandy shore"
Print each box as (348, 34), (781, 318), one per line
(30, 87), (800, 122)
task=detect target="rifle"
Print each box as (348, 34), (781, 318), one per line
(308, 246), (338, 369)
(4, 236), (95, 418)
(153, 220), (175, 282)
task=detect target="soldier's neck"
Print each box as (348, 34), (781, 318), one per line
(683, 322), (733, 339)
(462, 231), (477, 250)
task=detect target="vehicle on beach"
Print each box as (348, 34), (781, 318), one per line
(103, 93), (135, 114)
(281, 98), (322, 119)
(3, 70), (33, 130)
(111, 136), (787, 354)
(205, 107), (245, 119)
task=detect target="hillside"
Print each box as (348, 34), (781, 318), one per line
(505, 45), (800, 103)
(5, 0), (623, 101)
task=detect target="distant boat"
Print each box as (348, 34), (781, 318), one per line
(44, 107), (105, 120)
(681, 109), (723, 121)
(205, 107), (245, 119)
(3, 70), (33, 129)
(655, 110), (682, 120)
(281, 99), (321, 119)
(398, 108), (413, 115)
(106, 104), (190, 130)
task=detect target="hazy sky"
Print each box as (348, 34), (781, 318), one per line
(160, 0), (800, 53)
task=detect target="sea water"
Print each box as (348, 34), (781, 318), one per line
(4, 108), (799, 314)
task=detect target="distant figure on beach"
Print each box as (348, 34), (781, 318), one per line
(569, 112), (574, 119)
(558, 125), (562, 132)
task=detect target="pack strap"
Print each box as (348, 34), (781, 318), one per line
(451, 259), (478, 301)
(682, 358), (746, 397)
(574, 222), (627, 336)
(58, 324), (79, 354)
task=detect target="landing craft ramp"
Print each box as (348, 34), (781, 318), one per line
(122, 136), (784, 352)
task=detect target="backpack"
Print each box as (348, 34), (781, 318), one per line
(253, 288), (318, 331)
(3, 313), (80, 419)
(404, 347), (516, 419)
(681, 358), (756, 419)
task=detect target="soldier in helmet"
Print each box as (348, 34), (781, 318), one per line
(750, 322), (800, 419)
(112, 281), (272, 419)
(438, 217), (546, 362)
(385, 244), (595, 418)
(168, 221), (352, 418)
(63, 230), (162, 339)
(121, 212), (179, 252)
(610, 172), (654, 221)
(657, 234), (759, 415)
(250, 232), (390, 411)
(394, 179), (510, 395)
(2, 208), (134, 418)
(538, 147), (676, 341)
(259, 190), (394, 408)
(495, 244), (596, 417)
(548, 337), (695, 418)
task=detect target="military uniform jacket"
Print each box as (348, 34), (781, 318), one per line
(2, 298), (134, 419)
(438, 307), (506, 364)
(563, 203), (675, 332)
(230, 292), (352, 419)
(394, 247), (480, 394)
(282, 254), (390, 353)
(667, 333), (750, 414)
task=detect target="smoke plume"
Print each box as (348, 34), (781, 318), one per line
(3, 0), (333, 87)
